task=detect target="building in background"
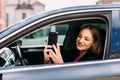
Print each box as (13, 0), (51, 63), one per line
(97, 0), (120, 4)
(0, 0), (6, 30)
(6, 0), (45, 27)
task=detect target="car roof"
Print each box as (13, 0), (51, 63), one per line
(1, 4), (120, 39)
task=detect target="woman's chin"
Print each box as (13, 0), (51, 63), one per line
(77, 47), (83, 50)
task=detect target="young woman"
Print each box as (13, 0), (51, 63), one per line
(44, 24), (103, 64)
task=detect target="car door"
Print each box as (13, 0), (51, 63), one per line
(0, 6), (120, 80)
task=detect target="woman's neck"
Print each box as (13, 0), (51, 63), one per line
(79, 51), (87, 58)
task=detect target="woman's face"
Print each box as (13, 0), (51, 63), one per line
(76, 28), (94, 51)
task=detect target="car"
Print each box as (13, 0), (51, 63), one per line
(0, 4), (120, 80)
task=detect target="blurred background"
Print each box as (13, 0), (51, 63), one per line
(0, 0), (119, 30)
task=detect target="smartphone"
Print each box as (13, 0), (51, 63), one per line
(48, 32), (58, 45)
(47, 32), (58, 63)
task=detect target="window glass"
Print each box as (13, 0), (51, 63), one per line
(110, 27), (120, 59)
(56, 24), (69, 35)
(21, 24), (69, 46)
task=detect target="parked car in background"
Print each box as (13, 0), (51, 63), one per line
(0, 4), (120, 80)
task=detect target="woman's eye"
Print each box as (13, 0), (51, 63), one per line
(78, 34), (82, 38)
(85, 37), (90, 41)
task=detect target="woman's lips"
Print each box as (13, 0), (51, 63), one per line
(77, 42), (84, 47)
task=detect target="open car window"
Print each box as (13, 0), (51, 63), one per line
(1, 13), (108, 68)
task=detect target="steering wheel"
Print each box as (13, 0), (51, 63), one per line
(16, 40), (26, 66)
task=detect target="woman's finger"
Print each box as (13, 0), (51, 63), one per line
(52, 44), (61, 56)
(56, 43), (60, 51)
(44, 45), (52, 49)
(49, 48), (63, 64)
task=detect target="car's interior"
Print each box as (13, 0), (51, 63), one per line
(0, 17), (108, 67)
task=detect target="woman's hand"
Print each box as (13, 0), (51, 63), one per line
(49, 43), (63, 63)
(44, 43), (63, 64)
(44, 45), (52, 64)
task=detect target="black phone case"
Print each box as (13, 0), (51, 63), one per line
(48, 32), (58, 63)
(48, 32), (58, 45)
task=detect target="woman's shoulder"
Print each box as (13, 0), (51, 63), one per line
(63, 49), (79, 62)
(81, 52), (102, 61)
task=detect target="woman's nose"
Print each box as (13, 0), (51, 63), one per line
(79, 38), (84, 42)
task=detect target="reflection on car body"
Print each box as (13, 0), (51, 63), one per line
(0, 4), (120, 80)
